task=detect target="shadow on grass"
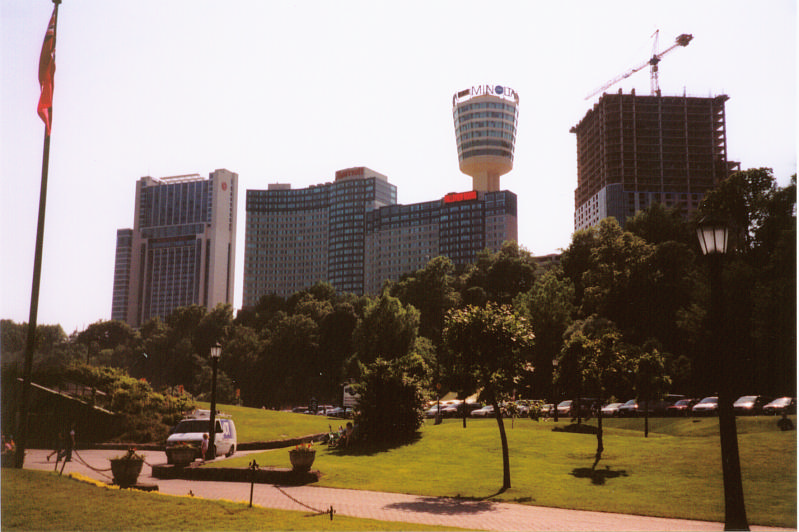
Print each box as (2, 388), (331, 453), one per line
(325, 432), (422, 457)
(385, 496), (496, 515)
(570, 465), (629, 485)
(552, 423), (599, 434)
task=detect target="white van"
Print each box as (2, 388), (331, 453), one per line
(165, 411), (237, 462)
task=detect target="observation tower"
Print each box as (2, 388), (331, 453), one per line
(452, 84), (519, 192)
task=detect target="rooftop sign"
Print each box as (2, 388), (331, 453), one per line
(444, 190), (478, 204)
(453, 85), (519, 106)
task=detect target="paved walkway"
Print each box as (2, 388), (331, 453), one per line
(22, 449), (791, 532)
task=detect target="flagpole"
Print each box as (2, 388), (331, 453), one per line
(15, 0), (60, 469)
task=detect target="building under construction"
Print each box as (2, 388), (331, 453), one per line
(571, 89), (737, 230)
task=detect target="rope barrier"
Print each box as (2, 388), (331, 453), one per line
(245, 460), (333, 518)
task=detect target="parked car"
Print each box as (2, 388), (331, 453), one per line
(165, 412), (237, 463)
(540, 404), (554, 417)
(425, 405), (444, 418)
(692, 396), (719, 415)
(556, 400), (573, 417)
(639, 394), (686, 416)
(763, 397), (796, 416)
(470, 405), (494, 417)
(326, 406), (347, 418)
(733, 395), (771, 415)
(617, 399), (639, 417)
(667, 398), (698, 416)
(601, 402), (624, 417)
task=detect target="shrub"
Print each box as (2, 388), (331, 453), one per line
(354, 359), (426, 445)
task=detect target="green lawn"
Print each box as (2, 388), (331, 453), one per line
(1, 469), (458, 531)
(196, 402), (333, 443)
(215, 412), (796, 528)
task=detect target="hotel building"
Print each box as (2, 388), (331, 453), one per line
(243, 168), (518, 303)
(571, 90), (735, 230)
(112, 169), (238, 327)
(242, 85), (520, 304)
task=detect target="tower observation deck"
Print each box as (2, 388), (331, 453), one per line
(453, 84), (519, 192)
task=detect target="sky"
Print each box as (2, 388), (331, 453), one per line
(1, 1), (796, 335)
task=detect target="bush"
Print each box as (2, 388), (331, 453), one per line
(354, 359), (426, 445)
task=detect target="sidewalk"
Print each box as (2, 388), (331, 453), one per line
(22, 449), (790, 532)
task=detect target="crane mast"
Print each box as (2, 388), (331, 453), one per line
(585, 31), (693, 100)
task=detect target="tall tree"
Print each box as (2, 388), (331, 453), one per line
(443, 303), (535, 491)
(352, 293), (419, 367)
(390, 256), (459, 343)
(514, 269), (576, 399)
(457, 241), (539, 305)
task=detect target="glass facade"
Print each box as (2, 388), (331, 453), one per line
(112, 170), (237, 327)
(244, 167), (518, 302)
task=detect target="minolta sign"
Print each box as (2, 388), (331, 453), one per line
(453, 85), (519, 105)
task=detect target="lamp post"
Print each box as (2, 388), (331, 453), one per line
(207, 343), (221, 461)
(696, 218), (748, 531)
(552, 358), (559, 422)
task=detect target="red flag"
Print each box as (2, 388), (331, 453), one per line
(37, 7), (57, 135)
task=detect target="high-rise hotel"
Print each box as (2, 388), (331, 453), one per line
(243, 85), (520, 304)
(112, 169), (238, 327)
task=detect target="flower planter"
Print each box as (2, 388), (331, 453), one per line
(110, 457), (144, 487)
(166, 447), (196, 467)
(288, 449), (316, 472)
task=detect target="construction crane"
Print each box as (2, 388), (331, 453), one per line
(585, 31), (693, 100)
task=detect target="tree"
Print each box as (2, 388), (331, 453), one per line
(443, 303), (535, 491)
(354, 358), (426, 445)
(389, 256), (459, 343)
(559, 317), (630, 467)
(514, 269), (576, 399)
(633, 343), (671, 438)
(352, 293), (419, 367)
(626, 202), (693, 246)
(457, 241), (539, 305)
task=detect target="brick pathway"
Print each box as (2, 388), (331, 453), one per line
(22, 449), (791, 531)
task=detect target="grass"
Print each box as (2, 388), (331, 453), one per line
(1, 469), (459, 531)
(196, 402), (333, 443)
(215, 413), (796, 528)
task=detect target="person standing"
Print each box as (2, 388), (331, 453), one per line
(64, 425), (75, 462)
(200, 433), (209, 463)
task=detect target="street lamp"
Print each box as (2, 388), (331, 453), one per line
(552, 358), (559, 422)
(696, 218), (748, 531)
(207, 343), (221, 461)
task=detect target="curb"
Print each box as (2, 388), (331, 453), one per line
(91, 432), (327, 453)
(151, 463), (320, 486)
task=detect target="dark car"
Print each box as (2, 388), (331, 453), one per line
(667, 398), (698, 416)
(618, 399), (639, 417)
(763, 397), (796, 416)
(639, 394), (686, 416)
(733, 395), (771, 415)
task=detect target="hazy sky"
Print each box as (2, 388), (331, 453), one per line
(2, 1), (795, 334)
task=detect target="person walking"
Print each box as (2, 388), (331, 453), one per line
(47, 431), (64, 462)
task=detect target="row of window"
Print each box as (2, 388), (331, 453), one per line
(457, 138), (514, 153)
(457, 120), (517, 134)
(455, 110), (517, 124)
(458, 130), (515, 142)
(454, 101), (518, 114)
(459, 148), (515, 160)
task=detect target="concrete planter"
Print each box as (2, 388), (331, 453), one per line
(166, 447), (196, 467)
(288, 449), (315, 472)
(109, 458), (143, 487)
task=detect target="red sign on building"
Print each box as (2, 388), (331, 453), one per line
(444, 190), (478, 204)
